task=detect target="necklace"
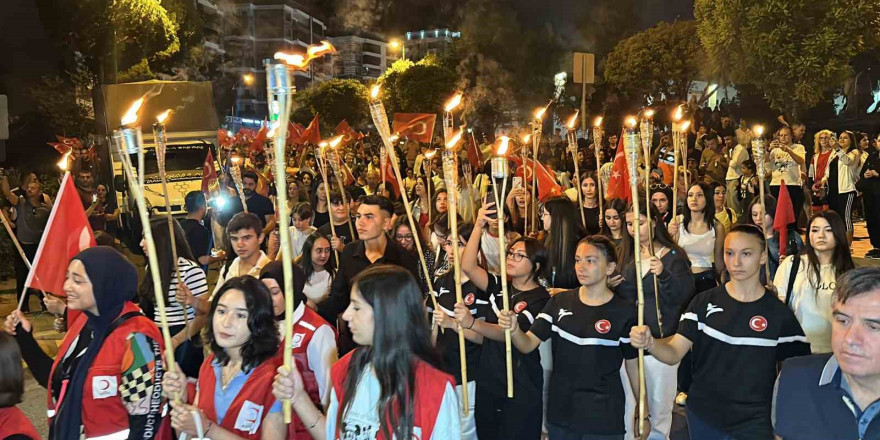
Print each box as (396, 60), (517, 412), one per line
(220, 362), (242, 390)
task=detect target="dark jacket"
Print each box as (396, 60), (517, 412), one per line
(615, 248), (694, 338)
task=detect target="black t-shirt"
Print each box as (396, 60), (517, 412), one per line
(315, 221), (358, 247)
(312, 209), (330, 229)
(245, 193), (275, 227)
(428, 274), (488, 385)
(582, 206), (601, 235)
(677, 285), (810, 439)
(180, 218), (211, 262)
(476, 274), (549, 402)
(530, 289), (637, 434)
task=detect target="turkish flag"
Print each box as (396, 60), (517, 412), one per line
(201, 150), (218, 194)
(509, 155), (563, 202)
(773, 179), (796, 255)
(250, 126), (268, 154)
(218, 129), (232, 149)
(383, 158), (400, 198)
(466, 133), (483, 170)
(296, 114), (321, 145)
(392, 113), (436, 143)
(335, 120), (358, 147)
(25, 173), (96, 297)
(47, 135), (83, 155)
(605, 130), (631, 202)
(286, 122), (305, 148)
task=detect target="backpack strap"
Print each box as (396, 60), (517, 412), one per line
(785, 256), (801, 307)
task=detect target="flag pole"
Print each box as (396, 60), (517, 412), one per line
(324, 140), (357, 240)
(592, 118), (605, 228)
(2, 208), (50, 311)
(566, 112), (586, 229)
(640, 110), (664, 337)
(751, 126), (772, 279)
(491, 138), (514, 398)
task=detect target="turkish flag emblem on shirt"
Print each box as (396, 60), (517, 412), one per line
(25, 173), (96, 307)
(594, 319), (611, 334)
(749, 316), (768, 332)
(393, 113), (436, 143)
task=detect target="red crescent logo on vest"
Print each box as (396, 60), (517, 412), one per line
(98, 379), (110, 391)
(749, 315), (768, 332)
(513, 301), (527, 313)
(465, 293), (475, 306)
(595, 319), (611, 334)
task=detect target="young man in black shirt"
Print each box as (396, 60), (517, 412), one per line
(315, 195), (419, 329)
(631, 225), (810, 440)
(180, 191), (223, 272)
(315, 189), (358, 252)
(236, 170), (276, 236)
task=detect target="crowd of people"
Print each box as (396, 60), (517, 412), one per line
(0, 109), (879, 440)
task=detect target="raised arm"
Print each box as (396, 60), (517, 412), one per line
(0, 176), (18, 207)
(462, 204), (493, 291)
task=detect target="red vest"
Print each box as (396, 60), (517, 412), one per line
(46, 302), (171, 440)
(0, 406), (39, 440)
(330, 352), (454, 440)
(196, 354), (281, 440)
(284, 307), (336, 440)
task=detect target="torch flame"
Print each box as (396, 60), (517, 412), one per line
(424, 149), (437, 159)
(275, 40), (336, 69)
(444, 93), (463, 112)
(567, 111), (579, 129)
(644, 108), (655, 118)
(446, 130), (463, 149)
(673, 105), (683, 121)
(230, 155), (242, 165)
(328, 135), (344, 148)
(389, 134), (399, 143)
(121, 98), (144, 126)
(371, 85), (381, 100)
(522, 133), (532, 144)
(156, 109), (172, 124)
(754, 125), (764, 137)
(594, 116), (603, 127)
(534, 106), (547, 121)
(307, 40), (335, 58)
(681, 121), (691, 131)
(497, 136), (511, 156)
(57, 150), (72, 171)
(625, 116), (638, 128)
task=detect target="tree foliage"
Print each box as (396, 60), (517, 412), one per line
(292, 78), (371, 131)
(695, 0), (880, 114)
(604, 21), (705, 105)
(378, 55), (458, 116)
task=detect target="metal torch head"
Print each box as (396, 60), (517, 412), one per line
(112, 126), (143, 156)
(265, 62), (293, 121)
(491, 156), (508, 179)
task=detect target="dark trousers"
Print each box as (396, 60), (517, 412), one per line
(770, 185), (805, 228)
(866, 191), (880, 249)
(475, 385), (543, 440)
(686, 409), (736, 440)
(15, 243), (40, 312)
(546, 424), (623, 440)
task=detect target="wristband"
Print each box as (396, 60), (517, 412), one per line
(466, 315), (476, 330)
(308, 416), (321, 429)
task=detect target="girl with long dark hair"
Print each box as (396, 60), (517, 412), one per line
(309, 181), (330, 229)
(138, 215), (208, 378)
(497, 235), (640, 439)
(774, 211), (855, 353)
(410, 175), (434, 229)
(454, 202), (550, 440)
(616, 199), (694, 439)
(577, 172), (602, 234)
(669, 182), (726, 294)
(272, 265), (460, 440)
(823, 131), (860, 243)
(630, 225), (810, 440)
(300, 233), (335, 305)
(540, 196), (586, 289)
(163, 276), (283, 440)
(601, 198), (630, 248)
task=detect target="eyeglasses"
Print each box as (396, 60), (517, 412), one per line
(650, 183), (670, 190)
(506, 251), (528, 262)
(395, 234), (414, 241)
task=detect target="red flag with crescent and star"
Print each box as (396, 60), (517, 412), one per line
(508, 155), (563, 202)
(47, 136), (83, 155)
(393, 113), (436, 143)
(297, 114), (321, 145)
(335, 119), (358, 147)
(201, 150), (218, 194)
(606, 130), (631, 202)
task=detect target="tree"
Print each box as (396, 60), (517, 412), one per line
(292, 79), (371, 132)
(378, 55), (458, 116)
(695, 0), (880, 116)
(604, 21), (706, 106)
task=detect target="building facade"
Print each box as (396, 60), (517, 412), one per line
(403, 28), (460, 61)
(331, 33), (399, 81)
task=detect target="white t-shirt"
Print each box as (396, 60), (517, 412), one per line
(211, 251), (273, 297)
(324, 368), (460, 440)
(774, 255), (834, 354)
(768, 143), (805, 186)
(303, 270), (333, 304)
(290, 226), (317, 260)
(726, 144), (749, 180)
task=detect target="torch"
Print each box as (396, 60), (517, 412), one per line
(593, 116), (605, 227)
(751, 125), (772, 279)
(228, 155), (249, 213)
(624, 116), (647, 437)
(424, 149), (437, 225)
(324, 135), (356, 240)
(530, 104), (549, 235)
(566, 111), (586, 229)
(640, 109), (665, 337)
(520, 133), (532, 235)
(368, 86), (442, 327)
(491, 137), (514, 398)
(271, 40), (334, 424)
(111, 97), (177, 374)
(671, 106), (690, 221)
(443, 127), (470, 415)
(153, 110), (188, 331)
(315, 142), (339, 262)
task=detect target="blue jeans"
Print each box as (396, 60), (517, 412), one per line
(686, 409), (735, 440)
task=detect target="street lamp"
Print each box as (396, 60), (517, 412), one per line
(231, 73), (256, 131)
(389, 39), (405, 60)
